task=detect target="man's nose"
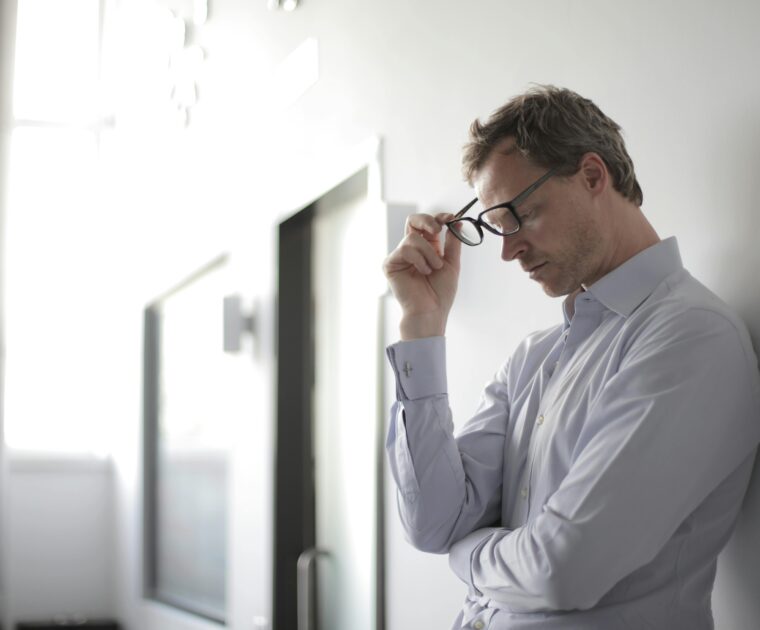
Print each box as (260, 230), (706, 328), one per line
(501, 233), (527, 262)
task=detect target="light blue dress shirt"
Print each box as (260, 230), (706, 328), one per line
(386, 237), (760, 629)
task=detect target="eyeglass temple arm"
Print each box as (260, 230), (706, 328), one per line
(509, 168), (557, 207)
(450, 198), (479, 221)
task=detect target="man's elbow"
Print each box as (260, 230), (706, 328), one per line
(400, 508), (457, 554)
(396, 483), (503, 555)
(396, 491), (465, 554)
(404, 528), (452, 554)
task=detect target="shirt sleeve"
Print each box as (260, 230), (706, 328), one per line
(385, 336), (510, 553)
(448, 307), (760, 612)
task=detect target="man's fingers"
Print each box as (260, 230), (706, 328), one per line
(400, 234), (444, 272)
(386, 244), (431, 275)
(433, 212), (462, 269)
(394, 212), (463, 273)
(412, 232), (446, 269)
(443, 225), (462, 269)
(405, 214), (443, 241)
(385, 232), (444, 276)
(433, 212), (456, 224)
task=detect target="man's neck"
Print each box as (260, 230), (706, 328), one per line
(598, 203), (660, 284)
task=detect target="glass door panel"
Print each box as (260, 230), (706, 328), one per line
(312, 183), (383, 630)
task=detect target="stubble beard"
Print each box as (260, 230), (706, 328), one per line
(537, 218), (604, 298)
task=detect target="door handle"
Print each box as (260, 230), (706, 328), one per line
(297, 548), (330, 630)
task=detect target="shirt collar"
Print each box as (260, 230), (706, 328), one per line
(562, 237), (682, 324)
(582, 236), (683, 318)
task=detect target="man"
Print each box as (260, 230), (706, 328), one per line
(382, 85), (760, 629)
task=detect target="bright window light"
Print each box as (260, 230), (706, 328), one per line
(3, 127), (110, 454)
(13, 0), (101, 123)
(4, 0), (108, 455)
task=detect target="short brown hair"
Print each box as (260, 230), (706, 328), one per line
(462, 85), (643, 206)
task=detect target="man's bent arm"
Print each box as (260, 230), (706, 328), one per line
(386, 336), (510, 553)
(448, 308), (760, 613)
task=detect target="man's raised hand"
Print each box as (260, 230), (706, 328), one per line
(382, 212), (462, 340)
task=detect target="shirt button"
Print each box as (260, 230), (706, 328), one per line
(473, 621), (485, 630)
(537, 414), (544, 425)
(520, 487), (528, 499)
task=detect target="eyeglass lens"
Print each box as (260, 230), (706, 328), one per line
(482, 206), (519, 235)
(449, 220), (482, 245)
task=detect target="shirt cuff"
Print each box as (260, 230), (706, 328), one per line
(386, 336), (447, 400)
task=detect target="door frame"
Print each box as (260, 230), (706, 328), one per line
(272, 138), (387, 630)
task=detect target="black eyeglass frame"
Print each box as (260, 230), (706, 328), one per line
(446, 167), (558, 246)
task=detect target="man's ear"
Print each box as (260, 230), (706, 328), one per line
(578, 152), (608, 197)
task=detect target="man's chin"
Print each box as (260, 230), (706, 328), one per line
(540, 285), (567, 298)
(536, 278), (578, 298)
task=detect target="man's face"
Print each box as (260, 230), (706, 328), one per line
(473, 143), (608, 297)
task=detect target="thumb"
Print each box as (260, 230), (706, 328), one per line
(443, 224), (462, 270)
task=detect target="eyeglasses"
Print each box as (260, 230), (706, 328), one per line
(446, 168), (557, 246)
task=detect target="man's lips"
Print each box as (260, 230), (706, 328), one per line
(523, 262), (547, 273)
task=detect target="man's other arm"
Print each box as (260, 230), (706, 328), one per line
(386, 335), (510, 552)
(448, 307), (760, 612)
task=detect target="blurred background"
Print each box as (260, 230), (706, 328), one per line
(1, 1), (760, 629)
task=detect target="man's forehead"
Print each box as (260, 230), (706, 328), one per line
(476, 143), (542, 198)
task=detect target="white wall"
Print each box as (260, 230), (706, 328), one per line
(2, 0), (758, 629)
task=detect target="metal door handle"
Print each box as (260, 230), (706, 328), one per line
(297, 548), (329, 630)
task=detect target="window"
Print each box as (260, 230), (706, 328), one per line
(4, 0), (112, 454)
